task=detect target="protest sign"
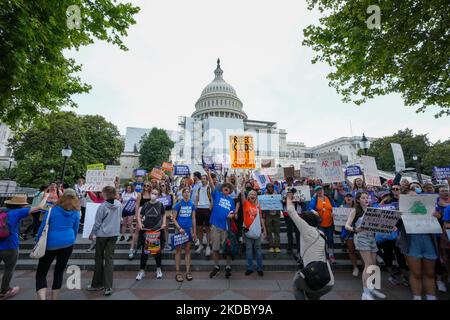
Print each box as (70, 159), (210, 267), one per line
(253, 170), (272, 189)
(284, 167), (295, 180)
(85, 170), (116, 191)
(135, 169), (148, 177)
(391, 143), (406, 172)
(332, 207), (353, 227)
(157, 195), (173, 207)
(229, 135), (256, 169)
(317, 152), (345, 183)
(261, 159), (275, 168)
(297, 185), (311, 202)
(174, 165), (190, 176)
(300, 164), (317, 179)
(82, 202), (101, 238)
(345, 165), (362, 177)
(171, 233), (190, 249)
(87, 163), (104, 170)
(361, 156), (381, 187)
(188, 164), (207, 176)
(150, 168), (164, 180)
(294, 170), (301, 179)
(359, 207), (402, 234)
(399, 194), (443, 234)
(162, 162), (174, 173)
(433, 166), (450, 180)
(258, 194), (283, 211)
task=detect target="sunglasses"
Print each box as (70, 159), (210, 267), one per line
(392, 188), (400, 191)
(144, 185), (151, 187)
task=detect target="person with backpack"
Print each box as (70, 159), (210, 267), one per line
(135, 188), (166, 281)
(286, 192), (334, 300)
(0, 193), (49, 300)
(194, 174), (213, 256)
(240, 178), (266, 276)
(206, 168), (237, 279)
(309, 185), (337, 264)
(119, 184), (138, 242)
(172, 188), (197, 282)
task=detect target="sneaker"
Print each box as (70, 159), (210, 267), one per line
(257, 270), (264, 277)
(86, 285), (104, 291)
(437, 280), (447, 293)
(370, 289), (386, 299)
(87, 244), (95, 252)
(104, 288), (113, 296)
(194, 238), (200, 247)
(376, 255), (385, 265)
(128, 249), (135, 260)
(329, 255), (337, 264)
(119, 235), (125, 242)
(195, 244), (203, 255)
(205, 245), (211, 257)
(275, 248), (281, 253)
(225, 267), (232, 279)
(164, 244), (171, 251)
(156, 268), (163, 279)
(362, 292), (375, 300)
(388, 275), (400, 286)
(352, 267), (359, 277)
(136, 271), (145, 281)
(0, 287), (19, 300)
(245, 270), (254, 276)
(209, 266), (220, 278)
(127, 236), (132, 242)
(269, 248), (275, 253)
(21, 233), (28, 241)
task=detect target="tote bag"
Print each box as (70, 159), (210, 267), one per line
(30, 208), (52, 259)
(245, 210), (262, 240)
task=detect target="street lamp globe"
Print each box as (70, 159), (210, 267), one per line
(61, 145), (72, 158)
(412, 154), (418, 161)
(359, 134), (371, 155)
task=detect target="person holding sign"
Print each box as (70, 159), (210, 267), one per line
(119, 184), (138, 242)
(262, 183), (282, 253)
(339, 193), (360, 277)
(345, 192), (386, 300)
(172, 188), (197, 282)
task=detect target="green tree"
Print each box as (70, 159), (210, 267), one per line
(0, 0), (140, 128)
(422, 139), (450, 175)
(303, 0), (449, 117)
(139, 128), (174, 171)
(8, 111), (124, 187)
(359, 129), (431, 172)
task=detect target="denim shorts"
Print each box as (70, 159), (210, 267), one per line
(406, 234), (437, 260)
(355, 232), (378, 253)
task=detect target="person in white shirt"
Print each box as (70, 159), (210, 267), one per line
(75, 178), (87, 227)
(194, 175), (213, 256)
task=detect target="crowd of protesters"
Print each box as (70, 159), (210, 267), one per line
(0, 166), (449, 300)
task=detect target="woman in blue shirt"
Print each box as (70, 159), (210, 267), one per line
(172, 188), (197, 282)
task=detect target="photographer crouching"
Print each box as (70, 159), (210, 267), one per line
(286, 191), (334, 300)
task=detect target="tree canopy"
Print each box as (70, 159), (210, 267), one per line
(0, 0), (140, 129)
(8, 111), (124, 187)
(303, 0), (449, 117)
(139, 128), (175, 171)
(422, 139), (450, 174)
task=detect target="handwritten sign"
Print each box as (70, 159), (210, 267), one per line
(318, 152), (345, 183)
(174, 165), (190, 176)
(399, 194), (443, 234)
(85, 170), (116, 191)
(359, 207), (402, 234)
(297, 186), (311, 202)
(332, 207), (353, 227)
(300, 164), (317, 179)
(229, 135), (256, 169)
(361, 156), (381, 187)
(258, 194), (283, 211)
(150, 168), (164, 180)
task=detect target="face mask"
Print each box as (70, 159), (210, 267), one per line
(415, 188), (422, 194)
(150, 194), (158, 201)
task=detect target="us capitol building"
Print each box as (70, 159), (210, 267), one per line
(120, 59), (372, 178)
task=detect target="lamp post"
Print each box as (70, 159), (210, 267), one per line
(60, 144), (72, 186)
(359, 134), (371, 156)
(412, 154), (423, 184)
(6, 156), (14, 180)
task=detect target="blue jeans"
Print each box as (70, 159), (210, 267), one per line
(318, 226), (334, 254)
(244, 235), (263, 271)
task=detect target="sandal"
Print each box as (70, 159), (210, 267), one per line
(176, 274), (184, 282)
(186, 273), (193, 281)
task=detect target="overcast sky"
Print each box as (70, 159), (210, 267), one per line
(69, 0), (449, 147)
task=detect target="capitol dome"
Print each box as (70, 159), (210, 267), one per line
(192, 59), (247, 120)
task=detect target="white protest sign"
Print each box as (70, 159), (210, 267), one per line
(317, 152), (345, 183)
(361, 156), (381, 187)
(297, 185), (312, 202)
(390, 143), (406, 172)
(252, 170), (271, 189)
(82, 202), (101, 239)
(399, 194), (443, 234)
(332, 207), (353, 227)
(359, 207), (402, 234)
(300, 164), (317, 179)
(85, 170), (117, 191)
(258, 194), (283, 211)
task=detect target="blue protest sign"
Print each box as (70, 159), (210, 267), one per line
(433, 166), (450, 180)
(345, 165), (362, 177)
(258, 194), (283, 211)
(135, 169), (148, 177)
(174, 165), (190, 176)
(170, 233), (191, 249)
(157, 195), (172, 207)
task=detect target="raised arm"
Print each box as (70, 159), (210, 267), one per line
(206, 168), (215, 189)
(345, 209), (357, 232)
(29, 193), (50, 214)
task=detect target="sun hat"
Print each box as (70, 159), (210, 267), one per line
(4, 194), (29, 206)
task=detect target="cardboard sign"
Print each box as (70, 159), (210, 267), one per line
(294, 170), (301, 179)
(253, 170), (272, 189)
(229, 135), (256, 169)
(82, 202), (102, 238)
(317, 152), (345, 183)
(284, 167), (295, 180)
(345, 165), (362, 177)
(433, 166), (450, 180)
(399, 194), (443, 234)
(174, 165), (190, 176)
(297, 185), (312, 202)
(87, 163), (104, 170)
(157, 195), (173, 207)
(391, 143), (406, 172)
(361, 156), (381, 187)
(150, 168), (164, 180)
(162, 162), (174, 173)
(261, 159), (275, 168)
(85, 170), (117, 191)
(332, 207), (353, 227)
(300, 164), (317, 179)
(258, 194), (283, 211)
(359, 207), (402, 234)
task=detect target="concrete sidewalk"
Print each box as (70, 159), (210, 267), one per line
(6, 270), (450, 300)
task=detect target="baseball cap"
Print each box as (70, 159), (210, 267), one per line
(314, 186), (323, 191)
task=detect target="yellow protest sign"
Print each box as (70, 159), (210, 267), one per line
(87, 163), (105, 170)
(229, 135), (256, 169)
